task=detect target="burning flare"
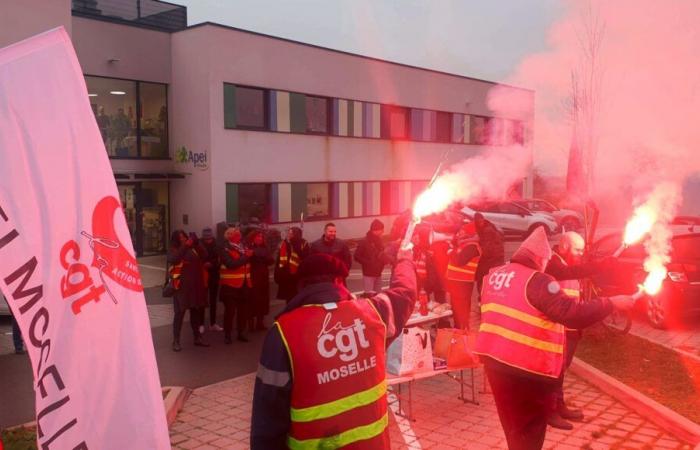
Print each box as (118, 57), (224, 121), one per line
(623, 205), (656, 245)
(642, 264), (667, 296)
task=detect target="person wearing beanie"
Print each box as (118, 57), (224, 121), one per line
(251, 250), (417, 449)
(354, 219), (392, 293)
(445, 221), (482, 329)
(474, 226), (637, 450)
(543, 231), (618, 430)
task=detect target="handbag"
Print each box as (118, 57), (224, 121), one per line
(434, 328), (479, 368)
(386, 328), (433, 376)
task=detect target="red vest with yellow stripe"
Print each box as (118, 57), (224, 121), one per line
(276, 300), (389, 449)
(279, 241), (301, 275)
(219, 246), (252, 288)
(446, 241), (481, 283)
(475, 263), (565, 378)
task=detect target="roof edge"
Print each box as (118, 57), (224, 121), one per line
(176, 21), (533, 93)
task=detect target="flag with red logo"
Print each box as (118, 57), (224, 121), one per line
(0, 28), (170, 449)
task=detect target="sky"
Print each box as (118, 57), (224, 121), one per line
(169, 0), (564, 84)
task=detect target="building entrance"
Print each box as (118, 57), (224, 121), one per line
(117, 181), (169, 256)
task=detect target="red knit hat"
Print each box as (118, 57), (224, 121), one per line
(513, 226), (551, 263)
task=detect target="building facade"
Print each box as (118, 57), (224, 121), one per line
(1, 0), (535, 255)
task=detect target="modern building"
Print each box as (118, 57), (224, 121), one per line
(1, 0), (535, 256)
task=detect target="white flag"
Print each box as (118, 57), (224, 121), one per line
(0, 28), (170, 449)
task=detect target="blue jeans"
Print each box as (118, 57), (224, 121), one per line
(11, 315), (24, 352)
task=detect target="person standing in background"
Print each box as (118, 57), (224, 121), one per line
(310, 223), (352, 273)
(201, 227), (223, 331)
(220, 227), (253, 344)
(275, 227), (309, 303)
(354, 219), (390, 293)
(248, 230), (274, 331)
(445, 223), (482, 329)
(473, 212), (505, 302)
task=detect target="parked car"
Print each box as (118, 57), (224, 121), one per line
(590, 229), (700, 328)
(513, 198), (584, 231)
(0, 292), (9, 316)
(462, 201), (559, 239)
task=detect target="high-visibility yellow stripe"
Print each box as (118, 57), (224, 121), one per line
(220, 274), (246, 279)
(288, 412), (388, 450)
(447, 264), (477, 273)
(479, 323), (563, 354)
(276, 322), (295, 380)
(481, 303), (561, 331)
(562, 288), (580, 298)
(291, 381), (386, 422)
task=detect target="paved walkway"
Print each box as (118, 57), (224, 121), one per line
(169, 371), (691, 449)
(629, 318), (700, 363)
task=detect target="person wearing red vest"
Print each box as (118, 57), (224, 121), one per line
(219, 227), (253, 344)
(544, 231), (617, 430)
(276, 227), (310, 303)
(446, 222), (482, 329)
(475, 227), (636, 450)
(250, 250), (417, 449)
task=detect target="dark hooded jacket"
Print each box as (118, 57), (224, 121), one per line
(354, 231), (391, 277)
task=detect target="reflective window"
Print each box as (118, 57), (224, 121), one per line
(139, 82), (168, 158)
(238, 184), (270, 222)
(470, 116), (487, 145)
(306, 183), (330, 218)
(436, 111), (451, 143)
(87, 76), (137, 157)
(305, 96), (329, 133)
(235, 86), (266, 129)
(86, 76), (168, 159)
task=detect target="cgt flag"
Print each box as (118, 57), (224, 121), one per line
(0, 28), (170, 449)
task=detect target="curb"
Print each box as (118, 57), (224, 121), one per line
(163, 386), (191, 427)
(570, 357), (700, 445)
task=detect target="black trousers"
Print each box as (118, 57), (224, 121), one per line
(486, 366), (554, 450)
(173, 296), (201, 342)
(552, 329), (582, 407)
(220, 285), (250, 338)
(208, 274), (220, 326)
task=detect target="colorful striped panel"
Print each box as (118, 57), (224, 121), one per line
(380, 181), (392, 215)
(270, 90), (290, 132)
(390, 181), (399, 214)
(277, 183), (292, 223)
(353, 182), (363, 217)
(363, 181), (381, 215)
(352, 101), (363, 137)
(452, 113), (464, 143)
(411, 109), (437, 141)
(363, 103), (380, 138)
(332, 99), (351, 137)
(399, 181), (412, 213)
(338, 182), (349, 218)
(289, 92), (306, 133)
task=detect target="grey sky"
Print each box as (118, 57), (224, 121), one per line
(170, 0), (564, 84)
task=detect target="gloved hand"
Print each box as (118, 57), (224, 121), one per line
(608, 294), (637, 311)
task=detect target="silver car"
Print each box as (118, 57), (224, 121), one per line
(513, 199), (584, 232)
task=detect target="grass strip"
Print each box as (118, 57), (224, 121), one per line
(1, 427), (37, 450)
(577, 330), (700, 424)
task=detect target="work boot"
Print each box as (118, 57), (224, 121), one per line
(547, 412), (574, 430)
(194, 336), (210, 347)
(558, 402), (584, 421)
(172, 341), (182, 352)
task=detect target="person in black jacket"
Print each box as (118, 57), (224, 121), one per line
(250, 251), (416, 449)
(309, 223), (352, 273)
(354, 219), (391, 293)
(219, 227), (253, 344)
(248, 230), (275, 331)
(473, 212), (505, 301)
(476, 227), (635, 449)
(544, 231), (615, 430)
(201, 227), (222, 331)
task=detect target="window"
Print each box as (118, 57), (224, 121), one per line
(435, 111), (452, 143)
(305, 96), (329, 133)
(237, 184), (271, 222)
(470, 116), (487, 145)
(306, 183), (330, 218)
(511, 120), (525, 145)
(139, 82), (168, 158)
(498, 203), (524, 215)
(235, 86), (266, 129)
(381, 105), (409, 139)
(87, 76), (138, 157)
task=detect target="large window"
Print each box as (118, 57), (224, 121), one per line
(224, 84), (267, 130)
(238, 184), (271, 222)
(86, 76), (168, 159)
(305, 96), (329, 133)
(435, 111), (452, 143)
(305, 183), (330, 218)
(381, 105), (409, 139)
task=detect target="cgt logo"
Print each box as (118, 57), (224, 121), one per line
(317, 313), (370, 362)
(59, 196), (142, 315)
(488, 270), (516, 290)
(175, 145), (208, 170)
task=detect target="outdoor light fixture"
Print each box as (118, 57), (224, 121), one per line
(88, 93), (98, 97)
(110, 91), (126, 95)
(108, 58), (120, 63)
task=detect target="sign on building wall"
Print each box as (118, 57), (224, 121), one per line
(175, 145), (209, 170)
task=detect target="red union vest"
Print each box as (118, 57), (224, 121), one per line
(446, 241), (481, 282)
(415, 251), (428, 284)
(219, 246), (252, 288)
(475, 262), (565, 378)
(169, 262), (183, 290)
(276, 299), (389, 450)
(279, 241), (301, 275)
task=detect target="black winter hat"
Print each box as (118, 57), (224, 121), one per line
(370, 219), (385, 231)
(297, 254), (349, 280)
